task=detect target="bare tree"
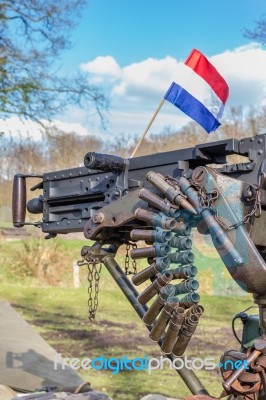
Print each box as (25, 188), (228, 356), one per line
(0, 0), (108, 125)
(244, 14), (266, 45)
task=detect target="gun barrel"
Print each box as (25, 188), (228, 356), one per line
(12, 174), (27, 228)
(84, 152), (127, 172)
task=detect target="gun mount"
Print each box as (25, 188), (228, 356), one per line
(12, 133), (266, 399)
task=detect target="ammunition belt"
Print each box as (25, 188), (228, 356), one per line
(130, 171), (204, 356)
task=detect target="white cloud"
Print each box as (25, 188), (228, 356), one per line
(0, 116), (91, 142)
(80, 56), (121, 83)
(81, 43), (266, 107)
(79, 43), (266, 135)
(211, 44), (266, 106)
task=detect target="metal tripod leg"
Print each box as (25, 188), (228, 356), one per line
(103, 254), (209, 396)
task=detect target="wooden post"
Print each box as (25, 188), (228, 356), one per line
(73, 261), (80, 288)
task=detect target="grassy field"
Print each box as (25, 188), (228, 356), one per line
(0, 236), (254, 400)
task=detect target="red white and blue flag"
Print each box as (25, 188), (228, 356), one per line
(164, 49), (229, 133)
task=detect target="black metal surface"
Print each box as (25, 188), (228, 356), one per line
(18, 133), (265, 235)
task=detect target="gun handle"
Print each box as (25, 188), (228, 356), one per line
(12, 174), (26, 227)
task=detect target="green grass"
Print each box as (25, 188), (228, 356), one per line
(0, 282), (253, 399)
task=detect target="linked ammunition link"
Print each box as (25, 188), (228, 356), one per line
(130, 171), (205, 355)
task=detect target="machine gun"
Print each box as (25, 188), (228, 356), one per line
(12, 133), (266, 400)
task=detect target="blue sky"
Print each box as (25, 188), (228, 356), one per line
(2, 0), (266, 141)
(62, 0), (266, 69)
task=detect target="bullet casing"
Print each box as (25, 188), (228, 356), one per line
(172, 224), (192, 237)
(137, 272), (173, 305)
(174, 279), (199, 295)
(149, 301), (178, 342)
(131, 264), (157, 286)
(146, 172), (197, 214)
(130, 243), (171, 259)
(187, 304), (204, 317)
(169, 251), (195, 265)
(130, 228), (173, 243)
(134, 208), (177, 230)
(179, 292), (200, 309)
(161, 307), (185, 354)
(142, 284), (177, 325)
(169, 236), (192, 250)
(172, 315), (199, 356)
(138, 188), (180, 218)
(142, 294), (165, 325)
(169, 265), (198, 279)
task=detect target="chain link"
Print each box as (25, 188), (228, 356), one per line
(87, 261), (102, 321)
(78, 258), (102, 321)
(124, 243), (137, 275)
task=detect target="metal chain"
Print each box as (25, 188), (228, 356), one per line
(87, 261), (102, 321)
(78, 257), (102, 321)
(124, 243), (137, 275)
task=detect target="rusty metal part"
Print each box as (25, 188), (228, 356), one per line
(146, 171), (197, 215)
(138, 188), (180, 217)
(134, 208), (177, 230)
(130, 243), (171, 259)
(161, 307), (185, 354)
(221, 348), (262, 394)
(130, 228), (173, 243)
(137, 272), (173, 305)
(84, 189), (143, 239)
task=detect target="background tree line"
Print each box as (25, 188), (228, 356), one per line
(1, 103), (266, 223)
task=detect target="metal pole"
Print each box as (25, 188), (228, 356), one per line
(130, 99), (165, 158)
(103, 254), (209, 395)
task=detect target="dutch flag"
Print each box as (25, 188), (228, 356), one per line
(164, 49), (229, 133)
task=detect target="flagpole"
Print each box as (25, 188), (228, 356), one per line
(130, 98), (165, 158)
